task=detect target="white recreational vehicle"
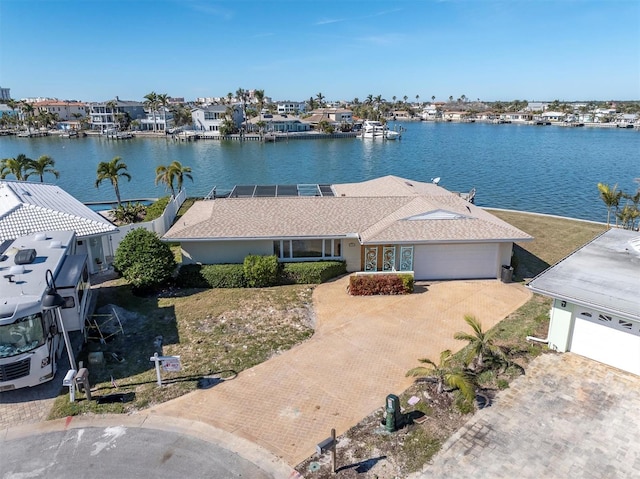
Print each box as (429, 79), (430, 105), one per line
(0, 231), (91, 391)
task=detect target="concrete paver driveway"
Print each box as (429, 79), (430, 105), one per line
(151, 276), (530, 466)
(415, 353), (640, 479)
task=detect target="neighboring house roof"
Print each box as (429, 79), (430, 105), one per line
(164, 176), (532, 244)
(527, 228), (640, 321)
(0, 180), (117, 241)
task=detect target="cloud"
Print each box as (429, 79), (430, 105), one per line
(315, 18), (345, 25)
(358, 33), (407, 46)
(184, 1), (235, 20)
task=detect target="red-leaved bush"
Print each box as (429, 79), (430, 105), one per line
(348, 273), (414, 296)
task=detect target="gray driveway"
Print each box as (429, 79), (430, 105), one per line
(413, 353), (640, 479)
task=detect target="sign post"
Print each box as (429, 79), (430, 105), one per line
(149, 353), (181, 386)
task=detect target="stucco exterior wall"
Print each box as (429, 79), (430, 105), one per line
(342, 239), (361, 272)
(498, 242), (514, 278)
(181, 240), (274, 265)
(548, 298), (574, 352)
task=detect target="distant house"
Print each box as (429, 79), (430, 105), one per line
(191, 105), (243, 132)
(277, 102), (306, 115)
(0, 181), (118, 273)
(247, 114), (310, 133)
(88, 99), (146, 132)
(32, 100), (87, 122)
(304, 108), (353, 126)
(164, 176), (531, 281)
(139, 107), (174, 132)
(541, 111), (566, 122)
(500, 112), (533, 123)
(442, 111), (470, 122)
(527, 228), (640, 375)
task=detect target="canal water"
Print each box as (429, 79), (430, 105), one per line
(0, 122), (638, 222)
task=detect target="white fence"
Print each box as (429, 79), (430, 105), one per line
(108, 189), (187, 253)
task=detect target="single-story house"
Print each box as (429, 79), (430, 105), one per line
(527, 228), (640, 375)
(163, 176), (532, 281)
(0, 180), (118, 274)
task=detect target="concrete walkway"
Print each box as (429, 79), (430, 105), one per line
(413, 353), (640, 479)
(150, 276), (531, 466)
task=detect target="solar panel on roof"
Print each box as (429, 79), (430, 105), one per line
(277, 185), (298, 196)
(319, 185), (334, 196)
(234, 185), (256, 197)
(255, 185), (277, 197)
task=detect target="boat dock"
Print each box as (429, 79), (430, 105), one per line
(172, 131), (359, 142)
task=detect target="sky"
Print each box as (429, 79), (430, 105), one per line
(0, 0), (639, 103)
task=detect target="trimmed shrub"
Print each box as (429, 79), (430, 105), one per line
(280, 261), (347, 284)
(176, 264), (246, 288)
(145, 196), (171, 221)
(243, 255), (279, 288)
(348, 273), (414, 296)
(114, 228), (176, 291)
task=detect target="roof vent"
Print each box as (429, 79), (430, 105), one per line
(14, 249), (36, 265)
(49, 241), (62, 249)
(629, 237), (640, 254)
(34, 233), (47, 241)
(10, 265), (25, 275)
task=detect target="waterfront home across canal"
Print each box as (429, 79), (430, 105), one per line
(163, 176), (532, 280)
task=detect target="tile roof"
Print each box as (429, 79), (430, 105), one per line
(0, 181), (117, 241)
(164, 175), (532, 244)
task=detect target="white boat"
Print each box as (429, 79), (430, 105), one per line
(361, 120), (402, 140)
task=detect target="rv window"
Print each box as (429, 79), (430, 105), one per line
(62, 296), (76, 309)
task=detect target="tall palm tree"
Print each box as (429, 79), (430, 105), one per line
(157, 93), (170, 132)
(95, 156), (131, 207)
(143, 92), (159, 132)
(406, 349), (475, 401)
(454, 314), (506, 371)
(26, 155), (59, 182)
(235, 87), (248, 132)
(316, 92), (325, 108)
(0, 154), (32, 180)
(597, 182), (622, 228)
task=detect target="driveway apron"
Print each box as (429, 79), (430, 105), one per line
(150, 276), (531, 466)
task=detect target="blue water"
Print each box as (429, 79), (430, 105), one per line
(1, 122), (638, 222)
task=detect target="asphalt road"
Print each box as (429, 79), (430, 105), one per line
(0, 426), (273, 479)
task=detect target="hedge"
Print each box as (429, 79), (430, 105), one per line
(348, 273), (414, 296)
(176, 264), (246, 288)
(280, 261), (347, 284)
(176, 260), (347, 289)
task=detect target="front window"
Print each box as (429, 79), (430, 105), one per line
(0, 314), (45, 358)
(274, 239), (343, 260)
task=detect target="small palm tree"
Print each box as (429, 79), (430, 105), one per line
(406, 349), (475, 401)
(0, 154), (32, 180)
(597, 182), (623, 228)
(155, 161), (192, 197)
(454, 314), (506, 371)
(26, 155), (60, 182)
(95, 156), (131, 207)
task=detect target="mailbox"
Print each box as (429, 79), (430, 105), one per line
(385, 394), (401, 432)
(63, 369), (77, 387)
(316, 436), (336, 455)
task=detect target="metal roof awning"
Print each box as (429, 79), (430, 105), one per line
(216, 184), (336, 198)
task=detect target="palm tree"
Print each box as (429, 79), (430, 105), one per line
(597, 182), (623, 227)
(143, 92), (158, 132)
(0, 154), (32, 180)
(316, 92), (325, 108)
(26, 155), (59, 182)
(406, 349), (475, 401)
(454, 314), (506, 371)
(157, 93), (170, 132)
(155, 161), (192, 197)
(431, 95), (436, 103)
(95, 156), (131, 207)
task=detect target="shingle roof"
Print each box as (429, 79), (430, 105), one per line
(164, 176), (531, 244)
(0, 181), (117, 241)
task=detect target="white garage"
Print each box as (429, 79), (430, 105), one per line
(570, 309), (640, 375)
(528, 228), (640, 376)
(413, 243), (500, 280)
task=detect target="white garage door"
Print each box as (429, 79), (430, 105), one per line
(413, 243), (499, 280)
(571, 309), (640, 375)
